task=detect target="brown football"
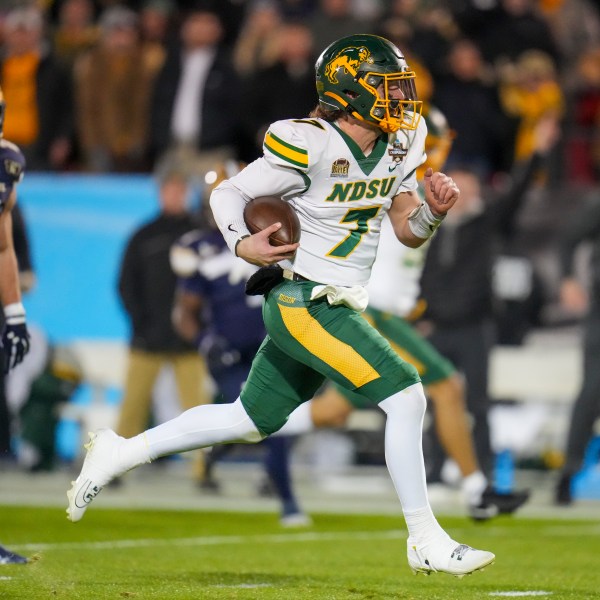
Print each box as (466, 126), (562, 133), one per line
(243, 196), (301, 246)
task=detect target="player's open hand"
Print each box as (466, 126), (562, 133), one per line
(423, 168), (459, 216)
(236, 223), (299, 266)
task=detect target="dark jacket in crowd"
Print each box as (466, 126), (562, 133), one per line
(559, 197), (600, 297)
(149, 45), (241, 161)
(118, 213), (198, 352)
(420, 153), (544, 326)
(240, 61), (317, 162)
(453, 4), (560, 66)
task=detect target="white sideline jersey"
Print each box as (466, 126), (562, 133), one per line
(367, 214), (428, 317)
(220, 116), (427, 286)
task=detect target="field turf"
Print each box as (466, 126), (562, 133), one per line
(1, 505), (599, 599)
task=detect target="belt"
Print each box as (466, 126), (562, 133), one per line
(282, 268), (310, 282)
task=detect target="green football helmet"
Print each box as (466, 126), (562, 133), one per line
(315, 34), (422, 133)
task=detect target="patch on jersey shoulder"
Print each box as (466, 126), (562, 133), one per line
(388, 140), (408, 164)
(264, 130), (308, 169)
(330, 158), (349, 178)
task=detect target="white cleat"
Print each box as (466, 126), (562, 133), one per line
(279, 512), (313, 528)
(66, 430), (124, 522)
(407, 538), (495, 577)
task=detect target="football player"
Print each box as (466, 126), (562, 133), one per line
(68, 34), (495, 578)
(275, 107), (529, 520)
(0, 88), (29, 374)
(0, 86), (30, 565)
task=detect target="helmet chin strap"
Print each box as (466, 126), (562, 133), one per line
(378, 120), (401, 134)
(344, 104), (400, 134)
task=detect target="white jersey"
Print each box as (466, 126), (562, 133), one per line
(367, 214), (428, 317)
(222, 117), (427, 286)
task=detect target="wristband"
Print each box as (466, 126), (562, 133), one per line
(407, 202), (445, 239)
(4, 302), (26, 324)
(234, 234), (251, 257)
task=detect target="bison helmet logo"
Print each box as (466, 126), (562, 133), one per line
(324, 46), (371, 84)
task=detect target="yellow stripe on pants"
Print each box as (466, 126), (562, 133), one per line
(278, 304), (380, 388)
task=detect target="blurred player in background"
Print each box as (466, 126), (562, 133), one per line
(169, 162), (310, 527)
(0, 85), (30, 564)
(68, 34), (495, 578)
(555, 195), (600, 505)
(276, 107), (529, 520)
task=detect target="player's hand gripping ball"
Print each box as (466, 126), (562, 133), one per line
(243, 196), (301, 246)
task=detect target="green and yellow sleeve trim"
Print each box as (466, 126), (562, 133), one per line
(264, 131), (309, 169)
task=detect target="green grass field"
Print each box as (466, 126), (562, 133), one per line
(1, 505), (599, 599)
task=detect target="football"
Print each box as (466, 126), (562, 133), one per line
(243, 196), (301, 247)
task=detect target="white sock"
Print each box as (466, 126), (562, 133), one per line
(118, 433), (152, 471)
(144, 399), (263, 459)
(378, 385), (455, 549)
(273, 400), (314, 436)
(462, 471), (488, 506)
(378, 383), (430, 511)
(404, 505), (453, 549)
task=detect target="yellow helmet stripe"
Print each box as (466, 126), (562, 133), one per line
(278, 304), (380, 387)
(324, 90), (349, 107)
(264, 131), (308, 168)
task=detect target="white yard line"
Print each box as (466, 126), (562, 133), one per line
(12, 529), (407, 552)
(489, 593), (552, 597)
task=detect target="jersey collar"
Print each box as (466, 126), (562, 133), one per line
(330, 122), (388, 176)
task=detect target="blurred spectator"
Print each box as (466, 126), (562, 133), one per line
(74, 6), (158, 172)
(378, 0), (457, 79)
(433, 38), (510, 179)
(454, 0), (560, 68)
(115, 165), (210, 483)
(308, 0), (375, 53)
(0, 5), (73, 171)
(175, 0), (248, 48)
(499, 50), (564, 163)
(418, 117), (559, 480)
(149, 6), (241, 176)
(554, 194), (600, 505)
(232, 0), (282, 77)
(139, 0), (172, 72)
(51, 0), (98, 68)
(240, 20), (317, 161)
(541, 0), (600, 67)
(565, 46), (600, 184)
(277, 0), (318, 20)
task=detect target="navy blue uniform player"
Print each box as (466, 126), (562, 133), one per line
(0, 88), (30, 564)
(171, 225), (310, 527)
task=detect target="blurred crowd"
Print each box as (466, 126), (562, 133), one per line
(0, 0), (598, 184)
